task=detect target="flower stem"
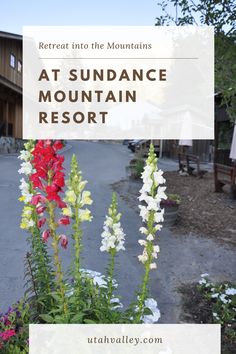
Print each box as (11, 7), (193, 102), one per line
(107, 248), (116, 305)
(136, 210), (155, 322)
(136, 263), (150, 322)
(72, 202), (82, 304)
(48, 201), (67, 317)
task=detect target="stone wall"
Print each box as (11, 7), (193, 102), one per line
(0, 137), (25, 154)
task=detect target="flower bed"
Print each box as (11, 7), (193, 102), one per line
(0, 141), (167, 352)
(180, 274), (236, 354)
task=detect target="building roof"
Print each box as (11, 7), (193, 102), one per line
(0, 31), (22, 41)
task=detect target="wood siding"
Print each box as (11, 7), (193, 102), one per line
(0, 34), (22, 138)
(0, 37), (22, 87)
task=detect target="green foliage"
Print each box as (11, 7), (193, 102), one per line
(155, 0), (236, 123)
(24, 223), (54, 321)
(134, 159), (145, 178)
(197, 276), (236, 351)
(198, 278), (236, 329)
(0, 300), (30, 353)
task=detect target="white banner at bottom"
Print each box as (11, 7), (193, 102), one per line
(29, 324), (220, 354)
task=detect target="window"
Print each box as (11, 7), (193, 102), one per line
(17, 60), (22, 73)
(10, 53), (15, 68)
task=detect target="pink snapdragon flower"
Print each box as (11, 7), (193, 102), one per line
(59, 234), (68, 249)
(0, 329), (16, 341)
(37, 218), (46, 228)
(42, 229), (50, 242)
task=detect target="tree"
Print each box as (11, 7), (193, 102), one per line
(155, 0), (236, 123)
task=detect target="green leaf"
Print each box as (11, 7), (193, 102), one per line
(71, 313), (84, 323)
(50, 292), (62, 302)
(84, 319), (97, 324)
(40, 314), (54, 323)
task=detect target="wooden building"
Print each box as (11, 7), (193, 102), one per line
(214, 95), (234, 166)
(161, 97), (234, 163)
(0, 31), (22, 138)
(161, 139), (214, 162)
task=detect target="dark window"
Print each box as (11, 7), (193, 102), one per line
(10, 54), (15, 68)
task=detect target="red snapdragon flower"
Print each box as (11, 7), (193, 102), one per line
(30, 140), (66, 209)
(58, 216), (70, 226)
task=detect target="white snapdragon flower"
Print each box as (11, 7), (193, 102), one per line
(140, 181), (153, 194)
(104, 216), (113, 228)
(141, 165), (154, 182)
(138, 249), (148, 264)
(157, 186), (167, 201)
(137, 145), (165, 271)
(138, 239), (147, 246)
(100, 213), (125, 253)
(142, 298), (161, 324)
(150, 262), (157, 269)
(152, 245), (160, 260)
(27, 219), (35, 228)
(147, 234), (154, 241)
(144, 196), (160, 211)
(19, 178), (33, 203)
(136, 145), (165, 322)
(139, 205), (149, 222)
(154, 209), (165, 223)
(153, 170), (166, 185)
(139, 226), (148, 234)
(18, 161), (34, 175)
(18, 149), (31, 162)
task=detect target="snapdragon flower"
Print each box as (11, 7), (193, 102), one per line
(142, 298), (161, 324)
(20, 205), (35, 230)
(64, 154), (93, 221)
(18, 141), (35, 206)
(63, 154), (93, 308)
(100, 194), (125, 253)
(138, 145), (166, 270)
(18, 161), (34, 175)
(18, 143), (37, 229)
(18, 149), (31, 162)
(19, 178), (33, 203)
(136, 144), (166, 323)
(28, 140), (69, 316)
(100, 193), (125, 305)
